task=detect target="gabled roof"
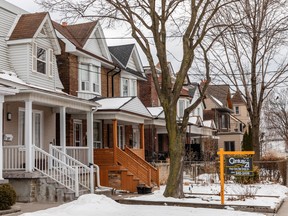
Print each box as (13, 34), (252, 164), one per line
(109, 44), (146, 79)
(147, 107), (164, 118)
(53, 21), (98, 48)
(93, 96), (151, 118)
(206, 85), (233, 109)
(109, 44), (134, 67)
(8, 12), (61, 54)
(232, 90), (246, 104)
(9, 12), (47, 40)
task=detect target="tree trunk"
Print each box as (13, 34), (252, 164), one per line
(163, 132), (186, 198)
(252, 120), (260, 160)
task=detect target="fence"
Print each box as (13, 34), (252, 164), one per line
(184, 160), (287, 185)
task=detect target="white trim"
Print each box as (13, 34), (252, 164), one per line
(7, 39), (33, 45)
(6, 14), (22, 40)
(73, 119), (83, 147)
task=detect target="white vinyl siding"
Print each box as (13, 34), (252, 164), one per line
(0, 8), (16, 71)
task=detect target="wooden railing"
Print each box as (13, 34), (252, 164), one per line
(116, 147), (150, 186)
(94, 149), (114, 165)
(125, 147), (160, 186)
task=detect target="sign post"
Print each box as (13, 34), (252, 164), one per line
(217, 148), (255, 205)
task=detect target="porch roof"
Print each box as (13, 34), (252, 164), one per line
(92, 97), (152, 124)
(0, 73), (99, 112)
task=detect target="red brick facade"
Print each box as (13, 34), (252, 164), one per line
(139, 73), (159, 107)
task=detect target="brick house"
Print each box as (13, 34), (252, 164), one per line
(203, 85), (245, 151)
(139, 63), (217, 161)
(53, 21), (159, 192)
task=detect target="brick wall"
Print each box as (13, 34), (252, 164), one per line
(57, 40), (78, 96)
(139, 73), (159, 107)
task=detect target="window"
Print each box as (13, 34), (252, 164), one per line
(224, 141), (235, 151)
(93, 121), (102, 149)
(79, 64), (101, 94)
(18, 109), (43, 148)
(132, 128), (140, 149)
(221, 114), (229, 129)
(121, 78), (137, 97)
(73, 120), (83, 146)
(178, 100), (185, 118)
(32, 43), (53, 76)
(118, 125), (125, 149)
(122, 78), (129, 96)
(235, 106), (240, 115)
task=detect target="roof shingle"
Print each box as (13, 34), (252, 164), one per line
(9, 12), (47, 40)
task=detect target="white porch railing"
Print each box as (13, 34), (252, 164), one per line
(3, 145), (26, 170)
(49, 145), (94, 193)
(33, 146), (81, 196)
(66, 146), (89, 165)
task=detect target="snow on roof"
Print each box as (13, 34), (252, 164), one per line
(203, 120), (216, 129)
(210, 95), (223, 107)
(188, 116), (198, 124)
(0, 70), (26, 85)
(147, 107), (163, 117)
(96, 97), (132, 110)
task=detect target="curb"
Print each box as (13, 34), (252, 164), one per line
(0, 206), (21, 215)
(116, 199), (277, 213)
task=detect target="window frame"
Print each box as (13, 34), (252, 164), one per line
(224, 141), (235, 151)
(79, 63), (101, 95)
(18, 108), (43, 148)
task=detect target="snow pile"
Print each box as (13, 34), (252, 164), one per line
(21, 193), (264, 216)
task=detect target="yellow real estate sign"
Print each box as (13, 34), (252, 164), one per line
(217, 148), (255, 205)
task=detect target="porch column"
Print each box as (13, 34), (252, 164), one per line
(59, 106), (66, 154)
(0, 95), (4, 179)
(25, 100), (33, 172)
(86, 111), (93, 164)
(112, 119), (118, 164)
(140, 123), (145, 150)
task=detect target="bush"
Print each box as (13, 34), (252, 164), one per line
(234, 166), (260, 184)
(0, 184), (16, 210)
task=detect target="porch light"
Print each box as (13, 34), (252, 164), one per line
(7, 112), (12, 121)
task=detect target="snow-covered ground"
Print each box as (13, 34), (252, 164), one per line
(21, 175), (288, 216)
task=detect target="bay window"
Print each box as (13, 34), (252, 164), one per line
(121, 78), (137, 97)
(79, 63), (101, 95)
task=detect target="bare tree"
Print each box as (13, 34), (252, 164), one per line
(37, 0), (234, 198)
(263, 88), (288, 152)
(211, 0), (288, 160)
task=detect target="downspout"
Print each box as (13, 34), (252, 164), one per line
(106, 66), (117, 97)
(112, 67), (121, 97)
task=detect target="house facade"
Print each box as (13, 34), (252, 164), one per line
(203, 85), (245, 151)
(53, 21), (158, 192)
(139, 63), (217, 162)
(0, 0), (102, 202)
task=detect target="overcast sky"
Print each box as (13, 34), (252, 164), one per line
(4, 0), (184, 71)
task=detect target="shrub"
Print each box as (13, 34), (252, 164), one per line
(0, 184), (16, 210)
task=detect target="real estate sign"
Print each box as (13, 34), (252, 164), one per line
(225, 156), (253, 176)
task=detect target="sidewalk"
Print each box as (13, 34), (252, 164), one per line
(276, 197), (288, 216)
(3, 202), (61, 216)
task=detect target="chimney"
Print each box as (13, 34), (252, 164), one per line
(62, 22), (68, 26)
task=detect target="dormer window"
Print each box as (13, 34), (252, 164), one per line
(32, 42), (53, 76)
(36, 47), (46, 74)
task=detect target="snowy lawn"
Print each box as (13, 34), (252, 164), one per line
(20, 180), (288, 216)
(21, 194), (265, 216)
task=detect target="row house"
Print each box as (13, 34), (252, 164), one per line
(139, 63), (217, 162)
(203, 85), (246, 151)
(0, 1), (100, 202)
(0, 0), (159, 202)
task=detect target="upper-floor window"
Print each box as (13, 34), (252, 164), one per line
(221, 114), (229, 129)
(178, 99), (185, 118)
(121, 78), (137, 97)
(79, 64), (101, 94)
(32, 43), (53, 76)
(224, 141), (235, 151)
(234, 106), (240, 115)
